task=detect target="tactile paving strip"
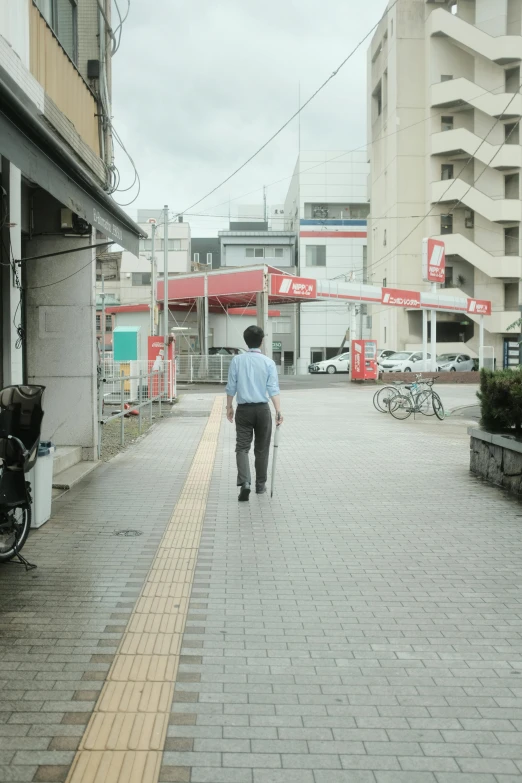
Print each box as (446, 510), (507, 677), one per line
(65, 397), (223, 783)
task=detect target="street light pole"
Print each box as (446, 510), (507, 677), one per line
(150, 221), (156, 336)
(162, 205), (169, 349)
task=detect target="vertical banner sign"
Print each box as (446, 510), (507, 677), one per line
(148, 336), (175, 400)
(422, 238), (446, 283)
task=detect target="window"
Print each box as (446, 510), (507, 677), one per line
(445, 266), (453, 287)
(441, 164), (454, 181)
(505, 122), (520, 144)
(132, 272), (151, 286)
(505, 173), (519, 199)
(441, 116), (454, 132)
(255, 248), (264, 258)
(246, 248), (254, 257)
(206, 253), (212, 265)
(505, 226), (519, 256)
(169, 239), (182, 250)
(465, 209), (474, 229)
(506, 66), (520, 93)
(306, 246), (326, 266)
(96, 314), (101, 332)
(193, 252), (200, 263)
(275, 248), (283, 258)
(35, 0), (78, 63)
(441, 75), (453, 82)
(306, 203), (370, 220)
(505, 282), (519, 309)
(373, 80), (383, 118)
(441, 214), (453, 234)
(105, 315), (113, 332)
(273, 317), (291, 334)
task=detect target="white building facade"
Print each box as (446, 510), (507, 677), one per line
(368, 0), (522, 366)
(284, 151), (370, 373)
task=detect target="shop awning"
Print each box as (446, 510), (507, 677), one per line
(0, 66), (145, 255)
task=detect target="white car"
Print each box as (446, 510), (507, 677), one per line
(377, 349), (398, 365)
(380, 351), (439, 373)
(309, 352), (350, 374)
(437, 353), (475, 372)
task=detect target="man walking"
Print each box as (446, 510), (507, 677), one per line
(226, 326), (283, 502)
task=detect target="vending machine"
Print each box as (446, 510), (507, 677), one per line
(350, 339), (378, 382)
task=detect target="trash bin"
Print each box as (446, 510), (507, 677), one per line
(29, 441), (55, 529)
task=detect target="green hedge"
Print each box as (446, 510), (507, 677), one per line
(478, 368), (522, 434)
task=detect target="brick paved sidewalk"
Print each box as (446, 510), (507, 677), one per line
(168, 386), (522, 783)
(1, 385), (522, 783)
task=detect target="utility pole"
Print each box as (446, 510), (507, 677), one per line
(162, 205), (169, 349)
(430, 282), (437, 371)
(150, 221), (156, 336)
(101, 273), (106, 371)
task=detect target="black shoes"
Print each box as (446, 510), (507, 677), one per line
(256, 483), (267, 495)
(238, 483), (251, 502)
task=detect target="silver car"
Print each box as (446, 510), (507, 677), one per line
(437, 353), (475, 372)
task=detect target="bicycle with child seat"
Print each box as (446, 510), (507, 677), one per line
(388, 377), (445, 421)
(373, 374), (437, 415)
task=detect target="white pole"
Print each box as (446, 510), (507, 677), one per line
(162, 205), (169, 351)
(422, 308), (428, 369)
(203, 272), (209, 359)
(101, 273), (106, 372)
(430, 283), (437, 371)
(150, 221), (156, 336)
(479, 314), (484, 369)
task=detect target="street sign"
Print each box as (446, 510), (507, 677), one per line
(272, 341), (282, 351)
(270, 275), (317, 299)
(381, 288), (421, 308)
(422, 238), (445, 283)
(467, 298), (492, 316)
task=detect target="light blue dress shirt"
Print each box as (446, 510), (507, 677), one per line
(225, 349), (280, 404)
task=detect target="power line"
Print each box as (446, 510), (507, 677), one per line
(174, 0), (399, 218)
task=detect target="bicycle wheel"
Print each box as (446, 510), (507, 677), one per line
(389, 394), (413, 420)
(432, 392), (445, 420)
(373, 386), (399, 413)
(0, 505), (31, 563)
(415, 390), (435, 416)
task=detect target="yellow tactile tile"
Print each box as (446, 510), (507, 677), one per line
(81, 712), (168, 751)
(67, 751), (162, 783)
(66, 398), (222, 783)
(97, 682), (174, 714)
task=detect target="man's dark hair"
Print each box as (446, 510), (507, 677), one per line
(243, 325), (264, 349)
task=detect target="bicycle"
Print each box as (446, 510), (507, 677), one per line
(373, 375), (436, 414)
(389, 381), (445, 421)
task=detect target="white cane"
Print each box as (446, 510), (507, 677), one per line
(270, 414), (282, 498)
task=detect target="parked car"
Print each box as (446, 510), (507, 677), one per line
(309, 352), (350, 374)
(380, 351), (439, 373)
(209, 347), (245, 356)
(377, 349), (398, 365)
(437, 353), (475, 372)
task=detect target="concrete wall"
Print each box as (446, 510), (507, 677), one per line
(24, 235), (98, 459)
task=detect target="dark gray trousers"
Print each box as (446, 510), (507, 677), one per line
(235, 403), (272, 486)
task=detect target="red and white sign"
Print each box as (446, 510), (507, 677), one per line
(467, 299), (492, 316)
(382, 288), (421, 309)
(270, 275), (317, 299)
(148, 336), (175, 399)
(422, 238), (446, 284)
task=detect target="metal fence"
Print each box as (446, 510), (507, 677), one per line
(97, 366), (170, 458)
(100, 360), (175, 404)
(176, 354), (296, 384)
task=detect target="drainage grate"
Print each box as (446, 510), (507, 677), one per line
(113, 529), (143, 537)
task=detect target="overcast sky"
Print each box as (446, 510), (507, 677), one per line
(111, 0), (385, 235)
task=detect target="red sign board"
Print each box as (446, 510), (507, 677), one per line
(467, 298), (492, 316)
(270, 275), (317, 299)
(381, 288), (421, 309)
(148, 336), (175, 399)
(422, 238), (446, 284)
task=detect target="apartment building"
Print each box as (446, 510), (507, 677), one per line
(0, 1), (143, 459)
(368, 0), (522, 366)
(284, 151), (370, 373)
